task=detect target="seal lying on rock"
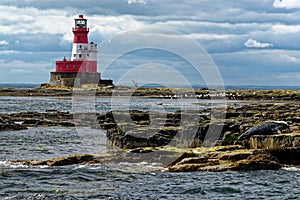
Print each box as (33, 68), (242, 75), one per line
(237, 121), (290, 141)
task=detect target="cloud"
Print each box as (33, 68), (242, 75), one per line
(10, 69), (33, 74)
(0, 5), (71, 35)
(126, 0), (147, 5)
(213, 49), (300, 85)
(244, 39), (273, 48)
(273, 0), (300, 9)
(187, 33), (235, 40)
(0, 50), (17, 54)
(0, 1), (300, 85)
(0, 40), (9, 45)
(272, 72), (300, 85)
(277, 54), (300, 63)
(60, 32), (73, 45)
(0, 59), (51, 83)
(271, 24), (300, 34)
(89, 15), (147, 39)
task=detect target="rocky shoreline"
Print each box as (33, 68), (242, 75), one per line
(2, 87), (300, 172)
(2, 86), (300, 100)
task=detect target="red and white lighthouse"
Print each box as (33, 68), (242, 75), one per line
(50, 15), (112, 87)
(71, 15), (97, 71)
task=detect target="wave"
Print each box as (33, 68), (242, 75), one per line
(0, 161), (49, 169)
(282, 166), (300, 171)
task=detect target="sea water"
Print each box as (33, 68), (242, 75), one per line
(1, 96), (300, 199)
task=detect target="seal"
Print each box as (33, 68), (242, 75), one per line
(237, 121), (290, 141)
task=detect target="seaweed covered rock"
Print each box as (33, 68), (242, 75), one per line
(167, 148), (282, 172)
(249, 134), (300, 149)
(12, 154), (96, 166)
(0, 111), (75, 131)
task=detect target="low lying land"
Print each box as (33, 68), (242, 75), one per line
(1, 85), (300, 100)
(2, 87), (300, 171)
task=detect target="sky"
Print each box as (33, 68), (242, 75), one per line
(0, 0), (300, 86)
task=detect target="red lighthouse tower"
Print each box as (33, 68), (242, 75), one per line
(50, 15), (112, 87)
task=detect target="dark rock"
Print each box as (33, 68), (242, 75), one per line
(222, 132), (239, 143)
(232, 152), (282, 171)
(166, 149), (282, 172)
(13, 154), (96, 166)
(47, 154), (95, 166)
(23, 119), (39, 125)
(0, 123), (28, 131)
(45, 109), (58, 112)
(268, 147), (300, 165)
(0, 111), (75, 131)
(218, 152), (252, 162)
(249, 134), (300, 149)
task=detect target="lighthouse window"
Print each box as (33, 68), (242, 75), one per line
(79, 54), (82, 58)
(66, 65), (68, 69)
(75, 19), (86, 28)
(73, 65), (76, 69)
(79, 45), (82, 49)
(87, 54), (89, 57)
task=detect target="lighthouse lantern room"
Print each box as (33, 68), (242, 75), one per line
(50, 15), (112, 87)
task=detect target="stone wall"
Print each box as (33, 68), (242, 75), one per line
(50, 72), (112, 87)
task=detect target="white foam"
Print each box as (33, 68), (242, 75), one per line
(0, 160), (49, 169)
(111, 162), (166, 172)
(282, 166), (300, 171)
(0, 161), (29, 169)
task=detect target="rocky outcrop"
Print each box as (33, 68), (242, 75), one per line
(0, 123), (27, 131)
(13, 145), (287, 172)
(268, 147), (300, 165)
(249, 134), (300, 149)
(12, 154), (96, 166)
(6, 94), (300, 172)
(0, 114), (28, 131)
(4, 101), (297, 146)
(0, 111), (75, 131)
(104, 103), (300, 150)
(166, 146), (282, 172)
